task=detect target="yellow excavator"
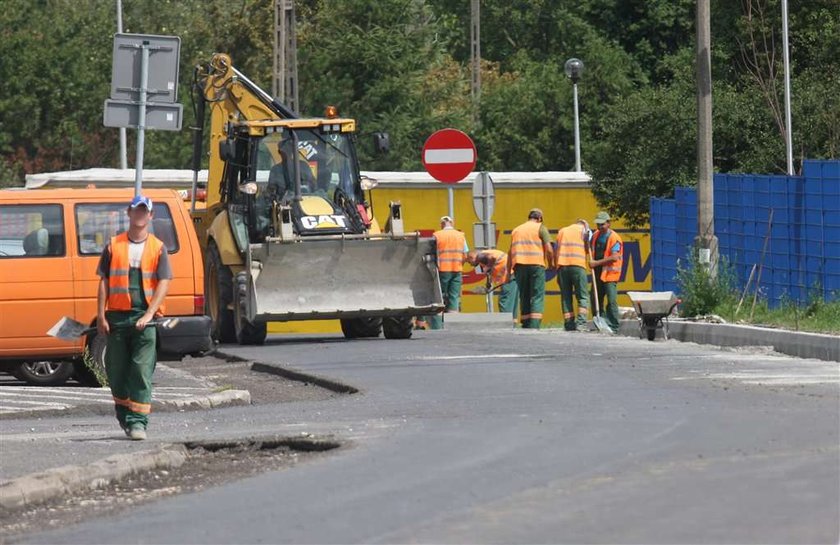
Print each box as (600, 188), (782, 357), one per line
(189, 54), (443, 344)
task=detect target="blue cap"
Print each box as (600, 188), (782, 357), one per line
(129, 195), (153, 211)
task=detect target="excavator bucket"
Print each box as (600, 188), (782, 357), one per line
(248, 237), (443, 322)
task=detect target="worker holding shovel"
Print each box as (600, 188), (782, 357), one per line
(589, 211), (624, 334)
(96, 195), (172, 440)
(466, 249), (519, 321)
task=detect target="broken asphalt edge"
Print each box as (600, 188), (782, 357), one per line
(159, 388), (251, 411)
(0, 445), (188, 511)
(215, 350), (359, 394)
(618, 319), (839, 362)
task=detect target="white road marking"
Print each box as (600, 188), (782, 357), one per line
(0, 386), (216, 414)
(412, 354), (546, 361)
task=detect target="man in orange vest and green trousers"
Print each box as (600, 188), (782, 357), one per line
(508, 208), (554, 329)
(466, 249), (519, 320)
(96, 195), (172, 440)
(429, 215), (468, 330)
(555, 219), (592, 331)
(589, 211), (623, 333)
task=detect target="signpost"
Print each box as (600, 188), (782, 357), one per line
(472, 172), (496, 311)
(422, 129), (477, 221)
(104, 33), (182, 196)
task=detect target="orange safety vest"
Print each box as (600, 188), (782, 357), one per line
(434, 228), (466, 273)
(482, 249), (509, 286)
(107, 232), (166, 316)
(555, 224), (588, 268)
(591, 229), (623, 282)
(510, 221), (545, 267)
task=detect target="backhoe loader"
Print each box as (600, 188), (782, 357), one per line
(189, 54), (443, 344)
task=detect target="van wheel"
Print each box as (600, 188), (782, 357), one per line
(15, 361), (74, 386)
(206, 242), (236, 343)
(382, 316), (413, 339)
(74, 332), (108, 387)
(340, 318), (382, 339)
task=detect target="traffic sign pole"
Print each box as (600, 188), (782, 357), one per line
(134, 41), (150, 197)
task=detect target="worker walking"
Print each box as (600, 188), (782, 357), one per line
(466, 249), (519, 320)
(96, 195), (172, 440)
(555, 219), (592, 331)
(508, 208), (553, 329)
(589, 211), (624, 333)
(429, 216), (468, 330)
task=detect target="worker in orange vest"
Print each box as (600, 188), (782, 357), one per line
(555, 219), (592, 331)
(589, 211), (624, 333)
(466, 249), (519, 319)
(96, 195), (172, 440)
(428, 215), (468, 329)
(508, 208), (553, 329)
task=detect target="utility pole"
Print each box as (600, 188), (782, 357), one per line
(470, 0), (480, 123)
(273, 0), (299, 114)
(695, 0), (718, 275)
(116, 0), (127, 169)
(781, 0), (794, 175)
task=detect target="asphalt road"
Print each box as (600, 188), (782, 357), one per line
(16, 329), (840, 544)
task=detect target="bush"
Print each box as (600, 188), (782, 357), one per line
(676, 249), (737, 317)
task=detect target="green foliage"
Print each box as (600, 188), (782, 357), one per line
(0, 0), (837, 206)
(676, 250), (738, 317)
(82, 347), (108, 387)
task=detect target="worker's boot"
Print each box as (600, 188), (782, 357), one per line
(564, 319), (576, 331)
(576, 313), (588, 330)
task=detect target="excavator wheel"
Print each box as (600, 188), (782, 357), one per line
(233, 272), (267, 345)
(382, 316), (413, 340)
(340, 317), (382, 339)
(205, 242), (236, 343)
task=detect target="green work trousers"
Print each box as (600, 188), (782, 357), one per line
(105, 311), (157, 429)
(593, 274), (620, 332)
(558, 265), (589, 330)
(498, 280), (519, 317)
(515, 265), (545, 329)
(429, 271), (462, 330)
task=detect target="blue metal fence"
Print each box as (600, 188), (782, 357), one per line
(650, 159), (840, 305)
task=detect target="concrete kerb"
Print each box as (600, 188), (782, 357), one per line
(618, 319), (839, 362)
(159, 389), (251, 411)
(0, 445), (188, 510)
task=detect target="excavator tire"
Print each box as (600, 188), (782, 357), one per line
(340, 317), (382, 339)
(382, 316), (413, 339)
(233, 286), (267, 346)
(206, 242), (236, 344)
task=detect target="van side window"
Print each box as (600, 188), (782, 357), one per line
(0, 204), (65, 258)
(75, 203), (179, 255)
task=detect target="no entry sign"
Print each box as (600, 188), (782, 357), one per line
(422, 129), (477, 184)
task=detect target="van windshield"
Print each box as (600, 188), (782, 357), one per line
(75, 203), (179, 255)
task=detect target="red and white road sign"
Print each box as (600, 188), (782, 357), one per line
(422, 129), (477, 184)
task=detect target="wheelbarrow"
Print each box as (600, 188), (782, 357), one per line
(626, 291), (680, 341)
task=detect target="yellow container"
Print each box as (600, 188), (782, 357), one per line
(367, 172), (651, 326)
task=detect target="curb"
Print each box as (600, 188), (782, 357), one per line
(619, 319), (840, 362)
(159, 389), (251, 411)
(0, 445), (188, 510)
(249, 361), (359, 394)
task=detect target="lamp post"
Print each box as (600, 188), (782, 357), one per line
(565, 58), (584, 172)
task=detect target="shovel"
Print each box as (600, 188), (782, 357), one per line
(589, 258), (613, 334)
(47, 316), (180, 342)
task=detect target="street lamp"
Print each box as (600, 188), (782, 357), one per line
(565, 58), (584, 172)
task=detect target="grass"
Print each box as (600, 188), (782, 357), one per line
(715, 295), (840, 334)
(82, 347), (109, 387)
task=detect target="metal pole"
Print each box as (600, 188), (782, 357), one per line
(448, 186), (454, 221)
(133, 41), (149, 197)
(781, 0), (794, 175)
(470, 0), (481, 123)
(116, 0), (127, 170)
(695, 0), (718, 274)
(572, 82), (581, 172)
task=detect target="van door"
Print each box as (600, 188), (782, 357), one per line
(0, 203), (78, 357)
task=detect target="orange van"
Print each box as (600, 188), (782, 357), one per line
(0, 188), (212, 385)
